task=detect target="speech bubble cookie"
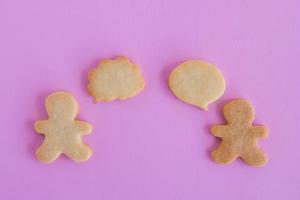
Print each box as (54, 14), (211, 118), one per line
(88, 56), (145, 103)
(168, 60), (225, 110)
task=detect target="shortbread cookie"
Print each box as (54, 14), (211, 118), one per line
(87, 56), (145, 102)
(168, 60), (225, 110)
(211, 99), (268, 167)
(34, 91), (93, 163)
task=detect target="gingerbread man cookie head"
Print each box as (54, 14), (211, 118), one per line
(223, 99), (255, 126)
(46, 92), (79, 121)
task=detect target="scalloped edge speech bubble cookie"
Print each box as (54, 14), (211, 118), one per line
(168, 60), (225, 110)
(87, 56), (145, 103)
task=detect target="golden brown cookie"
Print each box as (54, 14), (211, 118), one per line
(34, 91), (93, 163)
(211, 99), (268, 167)
(87, 56), (145, 102)
(168, 60), (225, 110)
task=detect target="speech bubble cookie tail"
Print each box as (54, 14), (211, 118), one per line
(92, 96), (105, 103)
(93, 98), (100, 104)
(198, 103), (208, 111)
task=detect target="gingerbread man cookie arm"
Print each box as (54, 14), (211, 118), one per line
(34, 120), (50, 134)
(250, 126), (268, 138)
(74, 121), (93, 135)
(211, 125), (227, 137)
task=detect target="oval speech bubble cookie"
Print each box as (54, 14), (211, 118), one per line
(88, 56), (145, 103)
(168, 60), (225, 110)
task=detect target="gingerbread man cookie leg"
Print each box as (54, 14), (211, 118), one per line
(211, 99), (268, 167)
(211, 143), (237, 164)
(34, 91), (93, 163)
(36, 139), (61, 163)
(241, 148), (268, 166)
(64, 143), (92, 162)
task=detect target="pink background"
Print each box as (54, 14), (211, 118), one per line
(0, 0), (299, 199)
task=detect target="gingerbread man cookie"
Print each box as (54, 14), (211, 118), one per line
(211, 99), (268, 167)
(34, 91), (92, 163)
